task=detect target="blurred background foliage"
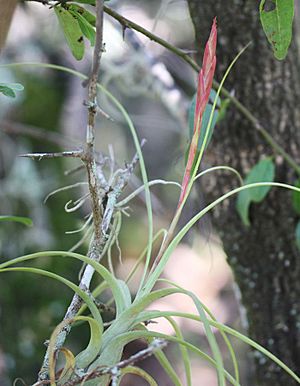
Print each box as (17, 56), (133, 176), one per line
(0, 1), (246, 385)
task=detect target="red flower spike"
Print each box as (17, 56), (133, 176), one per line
(178, 18), (217, 206)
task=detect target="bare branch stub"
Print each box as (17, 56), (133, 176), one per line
(19, 150), (83, 160)
(37, 142), (145, 381)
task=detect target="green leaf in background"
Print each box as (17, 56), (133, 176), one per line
(68, 4), (96, 26)
(0, 82), (24, 98)
(74, 0), (96, 4)
(188, 88), (221, 151)
(292, 179), (300, 215)
(54, 5), (85, 60)
(295, 220), (300, 251)
(0, 85), (15, 97)
(236, 158), (275, 226)
(73, 0), (110, 4)
(0, 216), (33, 227)
(217, 97), (231, 123)
(74, 316), (103, 369)
(69, 9), (96, 46)
(259, 0), (294, 60)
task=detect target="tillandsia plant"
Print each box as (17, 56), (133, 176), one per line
(1, 1), (300, 386)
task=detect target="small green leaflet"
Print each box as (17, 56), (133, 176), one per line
(188, 88), (221, 151)
(259, 0), (294, 60)
(295, 220), (300, 251)
(236, 158), (275, 226)
(292, 179), (300, 215)
(0, 216), (33, 227)
(54, 5), (85, 60)
(0, 82), (24, 98)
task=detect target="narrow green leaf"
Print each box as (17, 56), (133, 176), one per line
(69, 9), (95, 46)
(1, 63), (154, 296)
(120, 367), (158, 386)
(73, 0), (110, 4)
(48, 316), (102, 383)
(0, 266), (103, 324)
(116, 279), (132, 310)
(54, 5), (85, 60)
(0, 215), (33, 227)
(217, 97), (231, 123)
(295, 221), (300, 251)
(68, 4), (96, 26)
(186, 89), (221, 176)
(143, 182), (300, 299)
(236, 192), (251, 226)
(236, 158), (275, 226)
(0, 251), (128, 318)
(259, 0), (294, 60)
(73, 0), (96, 4)
(154, 350), (182, 386)
(159, 279), (240, 385)
(165, 317), (191, 386)
(136, 324), (183, 386)
(292, 179), (300, 215)
(101, 330), (239, 386)
(136, 310), (300, 385)
(74, 316), (103, 369)
(188, 89), (220, 151)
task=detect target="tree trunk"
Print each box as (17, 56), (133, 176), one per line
(186, 1), (300, 385)
(0, 0), (17, 50)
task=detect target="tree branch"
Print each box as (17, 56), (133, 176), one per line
(103, 4), (300, 176)
(24, 0), (300, 175)
(19, 150), (83, 159)
(37, 0), (106, 381)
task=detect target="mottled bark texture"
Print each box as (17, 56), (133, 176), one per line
(187, 1), (300, 385)
(0, 0), (17, 50)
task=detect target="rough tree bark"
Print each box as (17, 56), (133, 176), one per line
(186, 1), (300, 385)
(0, 0), (17, 50)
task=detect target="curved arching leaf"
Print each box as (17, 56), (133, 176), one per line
(0, 250), (133, 321)
(48, 315), (102, 379)
(0, 215), (32, 226)
(120, 366), (158, 386)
